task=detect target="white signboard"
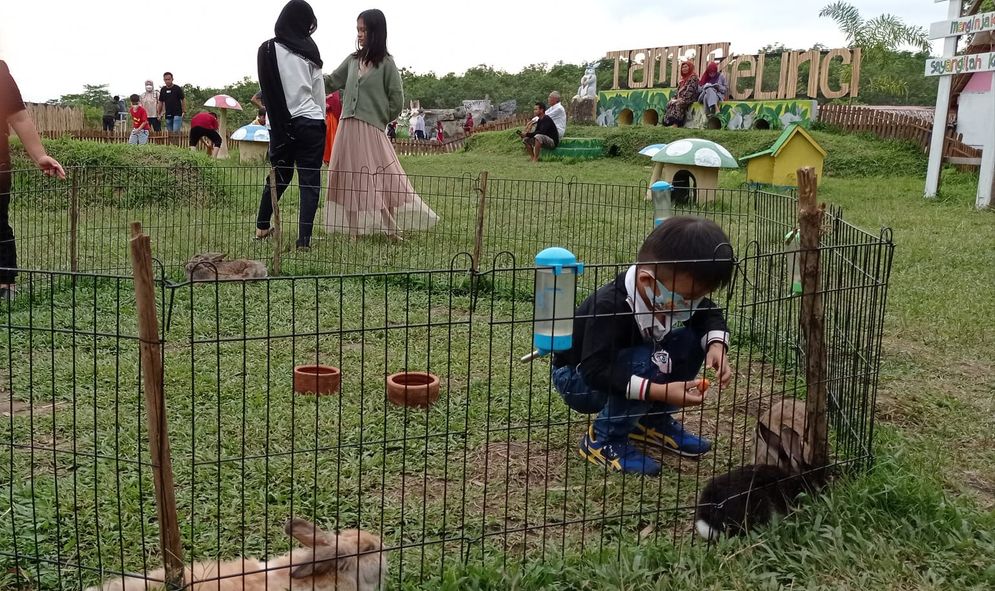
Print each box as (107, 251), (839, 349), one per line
(929, 12), (995, 40)
(925, 51), (995, 76)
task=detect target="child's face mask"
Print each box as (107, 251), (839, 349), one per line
(642, 274), (702, 321)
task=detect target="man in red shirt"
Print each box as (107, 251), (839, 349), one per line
(128, 94), (151, 145)
(189, 111), (223, 157)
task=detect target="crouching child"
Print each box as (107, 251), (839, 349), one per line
(551, 216), (735, 476)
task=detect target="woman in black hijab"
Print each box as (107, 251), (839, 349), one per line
(255, 0), (327, 250)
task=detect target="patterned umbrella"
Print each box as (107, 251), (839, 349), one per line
(203, 94), (243, 110)
(639, 143), (668, 157)
(231, 124), (269, 142)
(650, 138), (738, 168)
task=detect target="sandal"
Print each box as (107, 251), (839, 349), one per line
(254, 228), (275, 240)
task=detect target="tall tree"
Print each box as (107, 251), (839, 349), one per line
(819, 2), (934, 104)
(818, 2), (930, 53)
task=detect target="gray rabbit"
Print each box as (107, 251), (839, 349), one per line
(185, 252), (268, 282)
(754, 397), (813, 475)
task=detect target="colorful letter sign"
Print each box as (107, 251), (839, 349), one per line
(929, 11), (995, 39)
(925, 51), (995, 76)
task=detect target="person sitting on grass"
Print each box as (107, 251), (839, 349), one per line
(517, 102), (559, 162)
(188, 111), (223, 157)
(551, 216), (735, 475)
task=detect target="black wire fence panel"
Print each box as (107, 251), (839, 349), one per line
(9, 166), (770, 284)
(2, 166), (893, 589)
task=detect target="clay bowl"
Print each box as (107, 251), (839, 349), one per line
(386, 371), (440, 409)
(293, 364), (341, 396)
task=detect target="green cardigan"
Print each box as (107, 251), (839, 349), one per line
(327, 55), (404, 130)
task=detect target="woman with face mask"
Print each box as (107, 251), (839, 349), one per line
(140, 80), (160, 132)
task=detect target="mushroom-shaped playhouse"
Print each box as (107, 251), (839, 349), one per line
(231, 124), (270, 163)
(648, 139), (738, 205)
(203, 94), (243, 159)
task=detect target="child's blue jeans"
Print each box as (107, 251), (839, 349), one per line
(551, 328), (705, 442)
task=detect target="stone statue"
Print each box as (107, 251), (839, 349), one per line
(573, 64), (598, 101)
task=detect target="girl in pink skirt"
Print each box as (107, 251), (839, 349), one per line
(324, 8), (438, 241)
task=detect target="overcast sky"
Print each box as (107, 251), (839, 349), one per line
(0, 0), (951, 103)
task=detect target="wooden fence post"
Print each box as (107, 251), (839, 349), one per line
(471, 171), (489, 274)
(69, 169), (79, 274)
(129, 222), (185, 591)
(797, 167), (829, 469)
(268, 167), (282, 276)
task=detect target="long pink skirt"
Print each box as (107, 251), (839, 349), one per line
(324, 118), (439, 235)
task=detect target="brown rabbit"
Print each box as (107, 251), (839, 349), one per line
(754, 397), (813, 474)
(86, 519), (387, 591)
(184, 252), (268, 282)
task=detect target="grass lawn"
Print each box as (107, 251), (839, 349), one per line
(2, 131), (994, 590)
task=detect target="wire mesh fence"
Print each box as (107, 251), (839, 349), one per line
(7, 166), (772, 282)
(1, 165), (893, 589)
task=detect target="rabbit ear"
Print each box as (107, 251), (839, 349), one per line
(290, 535), (361, 578)
(285, 518), (331, 548)
(290, 546), (341, 578)
(780, 427), (807, 469)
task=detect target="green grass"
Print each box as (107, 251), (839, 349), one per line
(3, 129), (995, 590)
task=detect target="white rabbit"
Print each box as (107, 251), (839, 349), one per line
(86, 519), (387, 591)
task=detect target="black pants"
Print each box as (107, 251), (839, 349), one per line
(102, 115), (115, 132)
(1, 169), (16, 284)
(148, 117), (162, 132)
(189, 126), (223, 147)
(256, 117), (326, 248)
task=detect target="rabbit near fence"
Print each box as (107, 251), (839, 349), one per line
(185, 252), (268, 282)
(695, 397), (826, 540)
(754, 397), (814, 475)
(694, 463), (827, 540)
(86, 519), (387, 591)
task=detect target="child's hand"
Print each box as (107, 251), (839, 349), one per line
(649, 381), (707, 407)
(706, 342), (732, 387)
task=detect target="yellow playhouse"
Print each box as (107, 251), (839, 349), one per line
(741, 123), (826, 187)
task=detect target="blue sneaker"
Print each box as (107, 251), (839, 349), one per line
(629, 414), (712, 458)
(578, 426), (662, 476)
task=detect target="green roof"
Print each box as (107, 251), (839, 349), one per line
(740, 123), (826, 162)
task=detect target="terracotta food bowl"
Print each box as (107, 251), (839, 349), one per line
(293, 364), (341, 395)
(386, 371), (440, 408)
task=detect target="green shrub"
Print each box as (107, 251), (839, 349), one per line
(10, 138), (231, 208)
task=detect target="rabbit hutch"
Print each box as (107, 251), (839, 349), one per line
(647, 138), (739, 204)
(0, 164), (893, 589)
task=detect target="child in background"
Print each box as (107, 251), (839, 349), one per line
(128, 94), (151, 145)
(323, 91), (341, 165)
(551, 217), (735, 475)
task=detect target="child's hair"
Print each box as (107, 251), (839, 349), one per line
(129, 94), (140, 104)
(637, 216), (735, 290)
(258, 108), (266, 117)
